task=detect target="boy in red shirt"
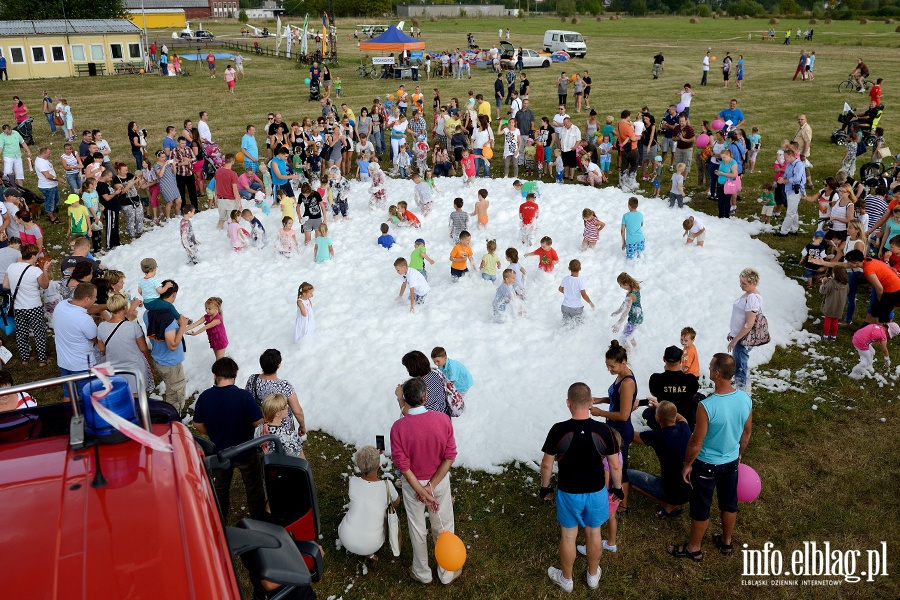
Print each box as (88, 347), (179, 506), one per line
(519, 192), (539, 245)
(870, 78), (882, 105)
(524, 235), (559, 273)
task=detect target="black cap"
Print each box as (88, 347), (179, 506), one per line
(3, 188), (22, 198)
(663, 346), (684, 363)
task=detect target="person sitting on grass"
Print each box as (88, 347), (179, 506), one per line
(630, 400), (692, 518)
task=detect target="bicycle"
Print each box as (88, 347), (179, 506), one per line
(838, 75), (873, 94)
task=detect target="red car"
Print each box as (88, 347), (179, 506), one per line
(0, 369), (322, 599)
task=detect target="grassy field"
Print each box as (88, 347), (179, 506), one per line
(5, 15), (900, 600)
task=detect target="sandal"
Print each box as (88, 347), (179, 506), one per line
(656, 508), (684, 519)
(712, 534), (734, 556)
(616, 505), (629, 515)
(667, 543), (703, 562)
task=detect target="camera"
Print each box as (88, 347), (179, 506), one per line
(792, 184), (802, 194)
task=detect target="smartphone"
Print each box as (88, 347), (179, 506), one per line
(375, 435), (385, 452)
(638, 399), (650, 408)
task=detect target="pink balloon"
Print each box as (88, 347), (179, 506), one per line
(737, 463), (761, 502)
(696, 133), (710, 148)
(711, 119), (726, 131)
(676, 103), (685, 113)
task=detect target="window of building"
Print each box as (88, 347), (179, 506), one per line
(9, 47), (24, 64)
(90, 44), (104, 60)
(110, 43), (123, 60)
(71, 44), (86, 61)
(30, 46), (46, 63)
(128, 43), (141, 59)
(51, 45), (66, 62)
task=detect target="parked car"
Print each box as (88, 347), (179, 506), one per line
(543, 30), (587, 58)
(502, 49), (551, 69)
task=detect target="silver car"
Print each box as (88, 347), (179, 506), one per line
(502, 49), (551, 69)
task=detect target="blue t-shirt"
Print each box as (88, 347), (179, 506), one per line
(377, 234), (395, 249)
(697, 390), (752, 465)
(718, 108), (745, 126)
(439, 358), (473, 393)
(193, 385), (263, 460)
(139, 277), (162, 302)
(162, 136), (177, 155)
(358, 159), (370, 176)
(717, 159), (738, 185)
(622, 211), (644, 245)
(240, 134), (259, 162)
(0, 57), (6, 69)
(145, 317), (184, 367)
(271, 157), (289, 186)
(315, 236), (332, 262)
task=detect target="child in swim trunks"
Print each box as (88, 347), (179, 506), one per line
(471, 188), (490, 229)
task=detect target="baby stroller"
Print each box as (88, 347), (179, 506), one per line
(14, 118), (34, 146)
(202, 142), (225, 179)
(831, 106), (880, 147)
(308, 79), (320, 102)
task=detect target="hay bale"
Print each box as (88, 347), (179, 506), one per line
(825, 18), (832, 24)
(896, 24), (900, 31)
(885, 18), (895, 24)
(690, 17), (698, 23)
(430, 16), (438, 22)
(769, 17), (779, 24)
(743, 15), (750, 19)
(712, 13), (718, 19)
(596, 16), (603, 21)
(411, 18), (420, 28)
(859, 19), (869, 24)
(561, 16), (568, 22)
(734, 15), (740, 20)
(571, 17), (579, 24)
(809, 18), (818, 24)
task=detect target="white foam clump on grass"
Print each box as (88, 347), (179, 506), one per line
(102, 176), (807, 472)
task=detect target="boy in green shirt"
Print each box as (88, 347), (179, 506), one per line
(409, 237), (435, 280)
(758, 182), (775, 224)
(65, 194), (91, 237)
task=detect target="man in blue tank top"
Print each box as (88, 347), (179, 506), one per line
(668, 353), (752, 562)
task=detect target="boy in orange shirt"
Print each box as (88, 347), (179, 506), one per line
(449, 230), (475, 281)
(524, 236), (559, 273)
(680, 326), (700, 377)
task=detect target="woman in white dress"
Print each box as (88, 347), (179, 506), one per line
(338, 446), (400, 559)
(295, 281), (315, 342)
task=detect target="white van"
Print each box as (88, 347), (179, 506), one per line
(543, 30), (587, 58)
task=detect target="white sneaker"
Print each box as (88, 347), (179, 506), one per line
(586, 566), (602, 590)
(576, 544), (587, 556)
(602, 540), (617, 552)
(547, 567), (573, 593)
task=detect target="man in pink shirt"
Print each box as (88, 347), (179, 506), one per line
(214, 153), (240, 230)
(238, 167), (262, 200)
(390, 378), (461, 585)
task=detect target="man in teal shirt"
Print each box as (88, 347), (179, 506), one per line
(0, 123), (31, 186)
(669, 353), (752, 562)
(240, 124), (259, 172)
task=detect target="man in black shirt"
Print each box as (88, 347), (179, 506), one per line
(652, 52), (665, 79)
(78, 130), (93, 161)
(494, 73), (505, 119)
(519, 72), (530, 99)
(61, 236), (103, 279)
(631, 400), (692, 517)
(582, 70), (592, 110)
(541, 382), (622, 593)
(643, 346), (701, 429)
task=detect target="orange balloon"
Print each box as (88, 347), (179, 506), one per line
(435, 532), (466, 571)
(711, 56), (717, 61)
(570, 74), (577, 82)
(139, 68), (145, 74)
(236, 152), (245, 163)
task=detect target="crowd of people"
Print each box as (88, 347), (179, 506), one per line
(0, 41), (897, 594)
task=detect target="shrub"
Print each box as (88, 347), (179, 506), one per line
(238, 9), (247, 24)
(809, 18), (818, 24)
(697, 4), (711, 16)
(769, 17), (779, 24)
(690, 17), (698, 23)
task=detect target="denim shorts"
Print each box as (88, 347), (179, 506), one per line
(481, 272), (496, 282)
(689, 458), (739, 521)
(556, 489), (609, 529)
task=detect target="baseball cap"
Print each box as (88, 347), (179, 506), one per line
(64, 193), (81, 205)
(889, 322), (900, 339)
(663, 345), (684, 363)
(140, 257), (158, 272)
(415, 238), (425, 245)
(813, 230), (825, 238)
(3, 188), (22, 198)
(777, 149), (785, 156)
(654, 155), (663, 162)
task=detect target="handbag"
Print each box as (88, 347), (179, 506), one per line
(9, 265), (33, 314)
(724, 175), (742, 195)
(878, 146), (892, 159)
(53, 114), (64, 126)
(436, 369), (466, 417)
(385, 480), (401, 557)
(741, 312), (771, 347)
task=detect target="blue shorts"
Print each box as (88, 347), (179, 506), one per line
(653, 180), (661, 188)
(803, 267), (820, 279)
(556, 489), (609, 529)
(625, 240), (645, 259)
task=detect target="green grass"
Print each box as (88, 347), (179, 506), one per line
(5, 14), (900, 599)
